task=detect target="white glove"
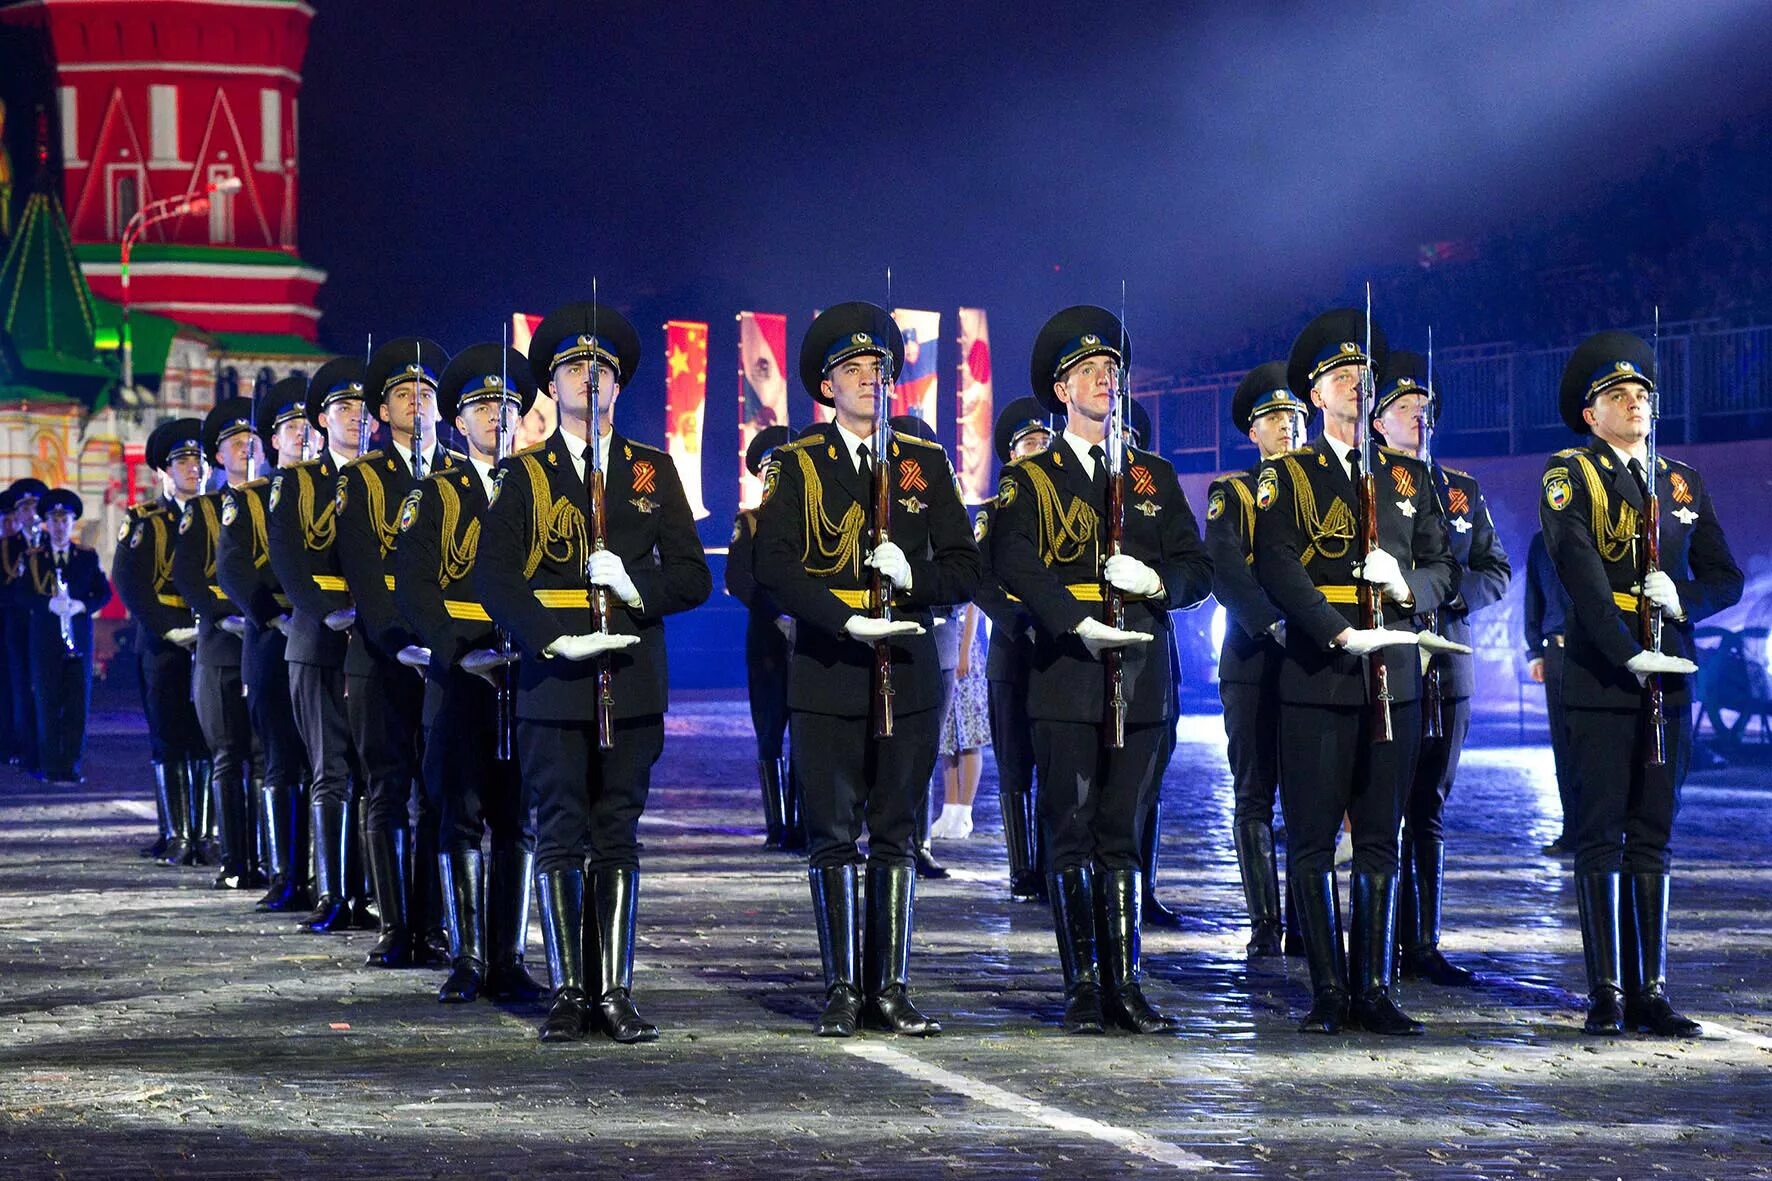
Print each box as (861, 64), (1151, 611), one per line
(1625, 649), (1697, 685)
(165, 626), (199, 648)
(396, 644), (432, 669)
(1641, 571), (1684, 620)
(864, 541), (913, 592)
(1104, 553), (1163, 598)
(461, 647), (517, 675)
(1417, 632), (1473, 657)
(774, 615), (795, 645)
(218, 615), (245, 636)
(323, 607), (356, 632)
(1337, 627), (1420, 657)
(545, 631), (641, 661)
(49, 596), (79, 618)
(587, 550), (641, 608)
(1266, 620), (1287, 647)
(843, 615), (925, 642)
(269, 613), (291, 634)
(1074, 616), (1154, 658)
(1356, 548), (1413, 605)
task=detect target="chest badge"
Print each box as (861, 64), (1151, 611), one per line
(898, 459), (928, 493)
(1130, 465), (1156, 496)
(630, 496), (659, 515)
(1672, 506), (1698, 525)
(896, 495), (926, 515)
(1390, 465), (1417, 497)
(1669, 471), (1693, 505)
(1446, 486), (1470, 515)
(631, 461), (657, 495)
(1135, 499), (1161, 518)
(1397, 499), (1416, 519)
(1451, 516), (1472, 534)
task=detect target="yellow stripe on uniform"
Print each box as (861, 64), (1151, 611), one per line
(1317, 584), (1360, 604)
(312, 574), (347, 591)
(1613, 591), (1640, 613)
(444, 600), (491, 622)
(535, 589), (591, 609)
(156, 593), (186, 608)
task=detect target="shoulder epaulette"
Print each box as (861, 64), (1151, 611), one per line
(444, 448), (469, 466)
(1439, 465), (1472, 479)
(891, 430), (943, 451)
(624, 437), (668, 457)
(514, 441), (547, 457)
(775, 437), (814, 455)
(1552, 447), (1583, 460)
(239, 477), (269, 490)
(343, 453), (379, 470)
(1281, 446), (1315, 458)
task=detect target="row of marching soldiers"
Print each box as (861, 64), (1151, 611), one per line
(110, 294), (1742, 1044)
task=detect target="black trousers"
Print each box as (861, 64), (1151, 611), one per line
(0, 611), (14, 760)
(1567, 704), (1691, 875)
(792, 707), (938, 871)
(345, 659), (425, 834)
(426, 670), (529, 853)
(290, 662), (353, 807)
(31, 644), (90, 779)
(194, 660), (255, 797)
(1032, 718), (1165, 873)
(522, 715), (663, 875)
(1278, 699), (1421, 878)
(141, 642), (206, 763)
(1407, 696), (1472, 842)
(246, 627), (307, 788)
(988, 679), (1034, 798)
(7, 609), (35, 768)
(1541, 643), (1577, 836)
(1220, 680), (1281, 828)
(745, 620), (791, 760)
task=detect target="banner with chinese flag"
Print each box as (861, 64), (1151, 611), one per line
(737, 311), (789, 508)
(665, 320), (711, 521)
(890, 308), (940, 426)
(955, 307), (993, 504)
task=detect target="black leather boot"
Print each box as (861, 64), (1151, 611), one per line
(1576, 871), (1626, 1035)
(1099, 868), (1181, 1034)
(810, 864), (863, 1036)
(345, 793), (376, 929)
(142, 761), (173, 859)
(537, 866), (590, 1042)
(438, 848), (486, 1002)
(1402, 837), (1476, 986)
(242, 775), (267, 888)
(1294, 870), (1349, 1033)
(157, 761), (192, 866)
(911, 798), (948, 880)
(863, 862), (941, 1035)
(363, 826), (413, 968)
(1625, 872), (1701, 1037)
(1283, 874), (1306, 958)
(758, 759), (786, 850)
(210, 762), (251, 889)
(253, 781), (288, 908)
(264, 782), (313, 912)
(187, 757), (216, 866)
(1002, 789), (1042, 903)
(779, 756), (807, 853)
(485, 843), (544, 1001)
(412, 817), (451, 965)
(1348, 870), (1423, 1035)
(1139, 800), (1184, 929)
(589, 866), (658, 1043)
(1234, 819), (1284, 956)
(304, 798), (351, 933)
(1394, 834), (1417, 984)
(1048, 866), (1104, 1035)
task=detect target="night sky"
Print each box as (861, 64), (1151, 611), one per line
(296, 0), (1772, 525)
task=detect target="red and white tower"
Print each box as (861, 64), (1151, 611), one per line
(0, 0), (326, 341)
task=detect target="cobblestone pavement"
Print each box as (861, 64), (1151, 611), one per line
(2, 699), (1769, 1179)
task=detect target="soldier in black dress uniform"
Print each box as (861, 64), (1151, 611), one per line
(1523, 530), (1577, 856)
(4, 477), (48, 776)
(991, 306), (1213, 1035)
(726, 424), (803, 852)
(753, 302), (980, 1039)
(114, 422), (210, 866)
(1372, 352), (1512, 985)
(217, 377), (315, 912)
(0, 486), (21, 768)
(172, 398), (265, 889)
(337, 337), (460, 968)
(24, 489), (110, 784)
(1539, 331), (1742, 1036)
(972, 397), (1052, 903)
(477, 301), (712, 1043)
(1253, 309), (1461, 1035)
(395, 342), (544, 1004)
(1206, 362), (1307, 955)
(267, 359), (372, 933)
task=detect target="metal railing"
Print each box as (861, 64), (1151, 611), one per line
(1139, 320), (1772, 471)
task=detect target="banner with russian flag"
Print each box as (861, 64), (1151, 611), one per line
(665, 320), (711, 521)
(890, 308), (940, 427)
(738, 311), (790, 509)
(955, 307), (993, 504)
(510, 312), (554, 450)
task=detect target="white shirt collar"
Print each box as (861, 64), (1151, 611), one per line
(391, 437), (414, 472)
(1322, 432), (1360, 479)
(1606, 440), (1649, 472)
(470, 455), (496, 498)
(834, 422), (872, 471)
(327, 448), (355, 471)
(559, 425), (611, 474)
(1062, 429), (1103, 478)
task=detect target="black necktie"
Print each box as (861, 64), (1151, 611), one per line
(1628, 458), (1650, 500)
(857, 443), (872, 482)
(1348, 448), (1362, 484)
(1089, 444), (1108, 502)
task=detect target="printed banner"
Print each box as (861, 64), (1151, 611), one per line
(955, 307), (993, 504)
(511, 312), (554, 450)
(665, 320), (710, 521)
(738, 311), (789, 509)
(890, 308), (940, 427)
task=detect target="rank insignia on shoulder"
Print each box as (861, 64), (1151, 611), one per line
(1207, 490), (1226, 520)
(630, 496), (658, 515)
(221, 497), (238, 527)
(397, 489), (423, 533)
(1390, 465), (1417, 497)
(1256, 468), (1278, 511)
(1135, 499), (1160, 518)
(269, 476), (283, 513)
(1543, 469), (1572, 511)
(897, 495), (925, 515)
(974, 510), (989, 542)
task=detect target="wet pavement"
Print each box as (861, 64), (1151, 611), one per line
(2, 697), (1769, 1179)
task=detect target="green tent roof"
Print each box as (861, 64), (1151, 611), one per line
(212, 332), (331, 359)
(0, 187), (112, 406)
